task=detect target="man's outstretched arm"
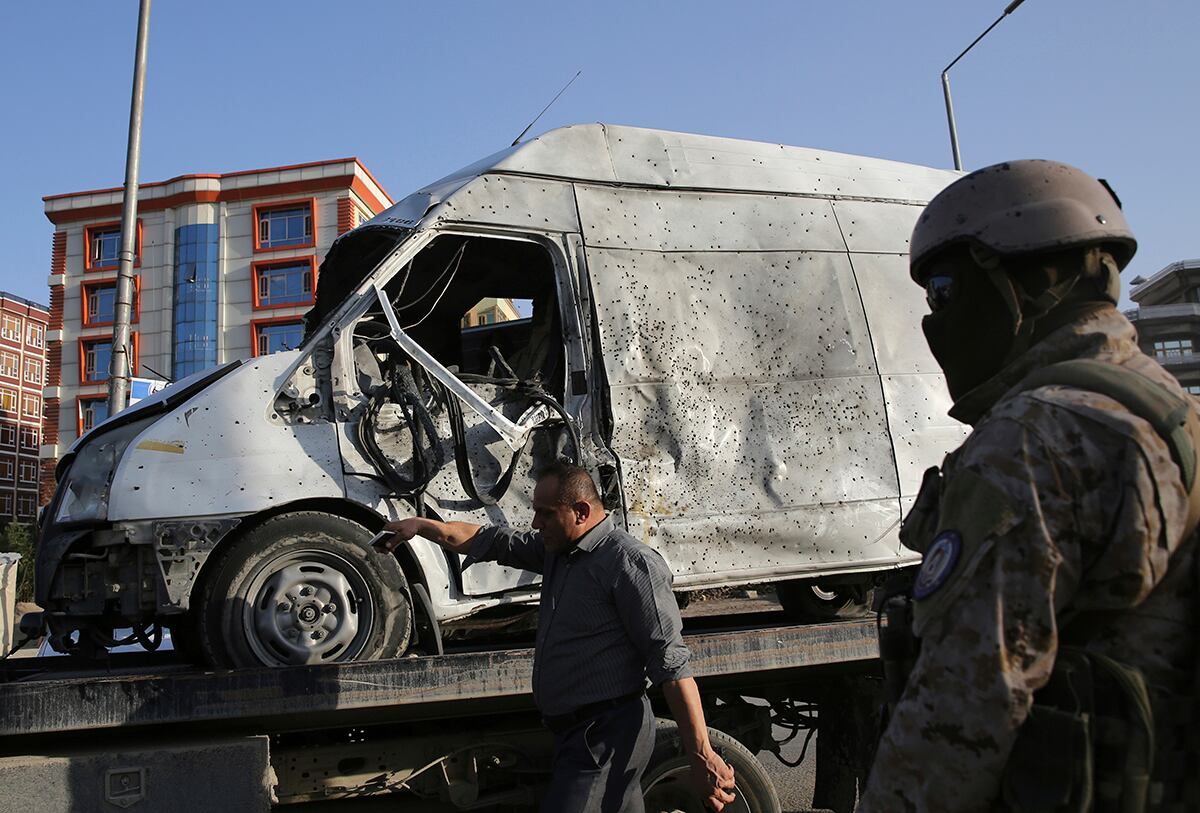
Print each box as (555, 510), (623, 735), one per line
(381, 516), (546, 574)
(381, 517), (481, 554)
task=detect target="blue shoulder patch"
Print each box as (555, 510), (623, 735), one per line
(913, 530), (962, 600)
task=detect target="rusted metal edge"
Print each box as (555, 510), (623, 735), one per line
(0, 620), (877, 739)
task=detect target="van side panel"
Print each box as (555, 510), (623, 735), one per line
(576, 184), (905, 585)
(832, 201), (969, 510)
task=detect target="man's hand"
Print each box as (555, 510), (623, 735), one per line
(688, 746), (736, 811)
(378, 518), (423, 552)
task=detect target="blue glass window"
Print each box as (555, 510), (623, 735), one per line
(258, 204), (312, 248)
(173, 224), (220, 380)
(256, 321), (304, 356)
(86, 283), (117, 324)
(256, 261), (313, 306)
(80, 397), (109, 433)
(89, 227), (121, 267)
(83, 339), (112, 382)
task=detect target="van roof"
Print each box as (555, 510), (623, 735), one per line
(421, 123), (958, 203)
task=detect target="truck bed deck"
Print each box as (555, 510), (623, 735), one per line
(0, 618), (878, 745)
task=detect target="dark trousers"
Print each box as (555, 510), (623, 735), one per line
(542, 694), (655, 812)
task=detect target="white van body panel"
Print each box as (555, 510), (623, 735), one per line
(107, 352), (345, 521)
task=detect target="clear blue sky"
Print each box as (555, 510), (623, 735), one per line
(1, 1), (1195, 307)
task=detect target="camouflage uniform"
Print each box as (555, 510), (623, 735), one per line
(857, 305), (1198, 812)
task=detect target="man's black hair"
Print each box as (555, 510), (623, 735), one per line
(537, 463), (602, 507)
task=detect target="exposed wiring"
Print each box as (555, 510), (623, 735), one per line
(399, 242), (468, 330)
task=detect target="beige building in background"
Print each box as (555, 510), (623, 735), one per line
(40, 158), (392, 497)
(462, 296), (521, 328)
(1126, 259), (1200, 393)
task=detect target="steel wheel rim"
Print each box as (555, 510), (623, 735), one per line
(811, 584), (840, 602)
(241, 548), (375, 666)
(643, 765), (750, 813)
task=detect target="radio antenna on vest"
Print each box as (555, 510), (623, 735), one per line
(511, 70), (582, 146)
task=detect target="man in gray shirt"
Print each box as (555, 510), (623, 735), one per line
(380, 463), (736, 812)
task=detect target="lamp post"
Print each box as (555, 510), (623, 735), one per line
(107, 0), (152, 416)
(942, 0), (1026, 170)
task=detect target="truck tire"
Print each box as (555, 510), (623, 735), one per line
(776, 579), (874, 622)
(197, 511), (412, 668)
(642, 719), (781, 813)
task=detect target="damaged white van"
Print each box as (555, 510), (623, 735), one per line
(34, 124), (965, 667)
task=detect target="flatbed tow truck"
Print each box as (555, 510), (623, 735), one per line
(0, 609), (882, 813)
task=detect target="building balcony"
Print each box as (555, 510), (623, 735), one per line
(1127, 302), (1200, 323)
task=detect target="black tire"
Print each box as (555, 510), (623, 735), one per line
(197, 511), (412, 668)
(776, 579), (874, 622)
(642, 719), (781, 813)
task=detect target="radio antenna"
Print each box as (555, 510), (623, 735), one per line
(511, 70), (582, 146)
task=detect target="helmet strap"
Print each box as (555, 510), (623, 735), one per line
(984, 263), (1081, 366)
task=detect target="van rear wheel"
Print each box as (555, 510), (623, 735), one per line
(776, 579), (874, 622)
(197, 511), (412, 668)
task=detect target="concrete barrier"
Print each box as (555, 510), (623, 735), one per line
(0, 552), (19, 655)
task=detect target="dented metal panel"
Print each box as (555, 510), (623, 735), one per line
(848, 252), (970, 500)
(574, 185), (845, 253)
(107, 352), (344, 521)
(425, 175), (580, 234)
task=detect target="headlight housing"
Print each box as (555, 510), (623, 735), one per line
(55, 417), (155, 525)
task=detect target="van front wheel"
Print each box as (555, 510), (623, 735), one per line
(197, 512), (412, 668)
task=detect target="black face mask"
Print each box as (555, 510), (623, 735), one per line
(920, 265), (1017, 402)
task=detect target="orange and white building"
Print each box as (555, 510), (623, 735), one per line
(41, 158), (392, 501)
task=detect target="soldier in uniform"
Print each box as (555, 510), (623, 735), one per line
(858, 160), (1198, 812)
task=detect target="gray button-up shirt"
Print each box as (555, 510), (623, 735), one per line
(467, 515), (693, 716)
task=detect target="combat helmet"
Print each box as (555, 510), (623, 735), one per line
(910, 159), (1137, 285)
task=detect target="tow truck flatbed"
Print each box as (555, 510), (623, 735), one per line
(0, 618), (881, 811)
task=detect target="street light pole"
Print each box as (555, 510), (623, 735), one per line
(107, 0), (152, 416)
(941, 0), (1026, 170)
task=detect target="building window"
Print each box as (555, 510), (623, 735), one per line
(0, 351), (17, 379)
(1153, 338), (1193, 359)
(82, 338), (112, 383)
(17, 493), (36, 518)
(0, 493), (12, 517)
(23, 358), (41, 386)
(253, 258), (316, 308)
(21, 393), (39, 418)
(255, 200), (314, 250)
(84, 221), (141, 272)
(0, 389), (15, 415)
(1, 315), (21, 342)
(18, 460), (37, 485)
(83, 277), (140, 326)
(79, 397), (109, 435)
(253, 319), (305, 357)
(83, 280), (117, 325)
(173, 223), (220, 380)
(0, 424), (14, 447)
(90, 226), (121, 268)
(19, 426), (37, 450)
(0, 458), (12, 480)
(26, 323), (44, 349)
